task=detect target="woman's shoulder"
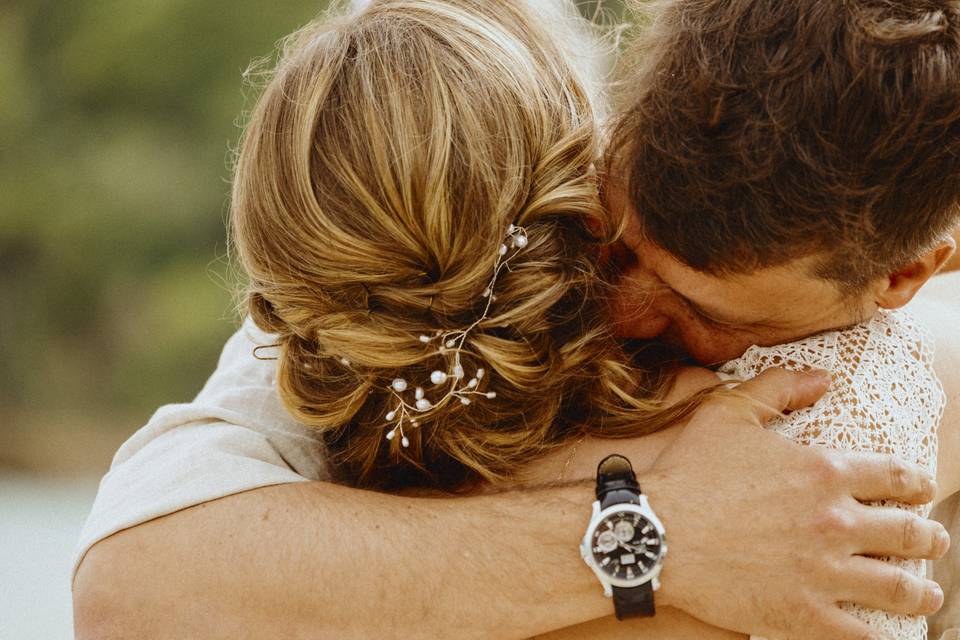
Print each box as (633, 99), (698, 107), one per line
(719, 308), (944, 476)
(720, 308), (937, 384)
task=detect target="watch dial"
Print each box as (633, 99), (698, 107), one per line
(590, 511), (662, 581)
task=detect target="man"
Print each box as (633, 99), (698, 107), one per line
(605, 0), (960, 366)
(73, 1), (958, 639)
(601, 0), (960, 636)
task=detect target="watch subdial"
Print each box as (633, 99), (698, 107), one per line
(597, 530), (618, 553)
(613, 521), (635, 542)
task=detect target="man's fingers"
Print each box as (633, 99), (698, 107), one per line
(729, 367), (831, 423)
(842, 452), (938, 504)
(840, 556), (944, 616)
(852, 504), (950, 560)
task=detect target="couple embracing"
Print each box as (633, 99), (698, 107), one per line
(74, 1), (960, 638)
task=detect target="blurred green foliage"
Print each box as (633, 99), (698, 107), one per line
(0, 0), (626, 468)
(0, 0), (330, 449)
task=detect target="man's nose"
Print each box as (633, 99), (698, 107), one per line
(610, 296), (674, 338)
(620, 310), (673, 339)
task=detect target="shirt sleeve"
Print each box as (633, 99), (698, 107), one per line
(71, 419), (313, 579)
(71, 319), (330, 580)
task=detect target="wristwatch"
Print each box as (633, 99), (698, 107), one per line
(579, 454), (666, 619)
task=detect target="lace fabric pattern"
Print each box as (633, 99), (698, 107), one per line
(719, 309), (945, 640)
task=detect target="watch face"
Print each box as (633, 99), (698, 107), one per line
(589, 510), (663, 582)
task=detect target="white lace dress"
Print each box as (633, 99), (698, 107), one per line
(718, 309), (944, 640)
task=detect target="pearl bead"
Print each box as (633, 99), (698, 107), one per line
(476, 368), (485, 379)
(419, 335), (431, 343)
(460, 397), (471, 405)
(386, 430), (396, 440)
(385, 410), (396, 421)
(486, 392), (497, 399)
(416, 398), (432, 411)
(401, 436), (410, 448)
(514, 234), (528, 248)
(467, 379), (478, 388)
(430, 370), (447, 385)
(453, 365), (464, 378)
(392, 379), (408, 392)
(415, 387), (424, 400)
(499, 244), (508, 255)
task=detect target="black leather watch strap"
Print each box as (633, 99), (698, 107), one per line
(595, 455), (656, 619)
(613, 582), (656, 619)
(596, 454), (641, 509)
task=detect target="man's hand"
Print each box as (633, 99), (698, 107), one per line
(646, 368), (949, 640)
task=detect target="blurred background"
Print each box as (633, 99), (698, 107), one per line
(0, 1), (626, 638)
(2, 1), (336, 638)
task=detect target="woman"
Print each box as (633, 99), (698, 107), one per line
(229, 0), (959, 638)
(231, 0), (709, 492)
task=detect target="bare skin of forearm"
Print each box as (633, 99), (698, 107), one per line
(72, 374), (705, 640)
(518, 426), (748, 639)
(74, 370), (948, 640)
(74, 460), (744, 640)
(73, 479), (633, 640)
(531, 608), (745, 640)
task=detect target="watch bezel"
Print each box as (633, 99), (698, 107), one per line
(580, 500), (667, 590)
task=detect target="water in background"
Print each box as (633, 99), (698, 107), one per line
(0, 473), (100, 640)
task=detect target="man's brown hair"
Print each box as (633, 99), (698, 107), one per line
(611, 0), (960, 289)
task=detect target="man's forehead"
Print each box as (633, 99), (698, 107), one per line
(645, 241), (834, 326)
(610, 180), (848, 327)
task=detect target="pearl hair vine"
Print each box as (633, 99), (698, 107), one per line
(384, 223), (529, 448)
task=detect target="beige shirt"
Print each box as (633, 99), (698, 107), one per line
(72, 318), (330, 577)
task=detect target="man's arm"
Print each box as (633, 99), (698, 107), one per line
(73, 369), (948, 640)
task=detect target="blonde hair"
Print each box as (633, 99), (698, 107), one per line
(231, 0), (700, 491)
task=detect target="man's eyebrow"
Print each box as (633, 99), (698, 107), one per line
(676, 293), (739, 325)
(676, 289), (782, 327)
(646, 277), (743, 325)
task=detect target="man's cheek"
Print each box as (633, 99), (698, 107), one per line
(607, 286), (665, 338)
(676, 325), (747, 365)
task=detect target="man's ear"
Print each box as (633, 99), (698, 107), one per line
(875, 237), (957, 309)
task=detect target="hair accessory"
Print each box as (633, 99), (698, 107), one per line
(384, 223), (529, 447)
